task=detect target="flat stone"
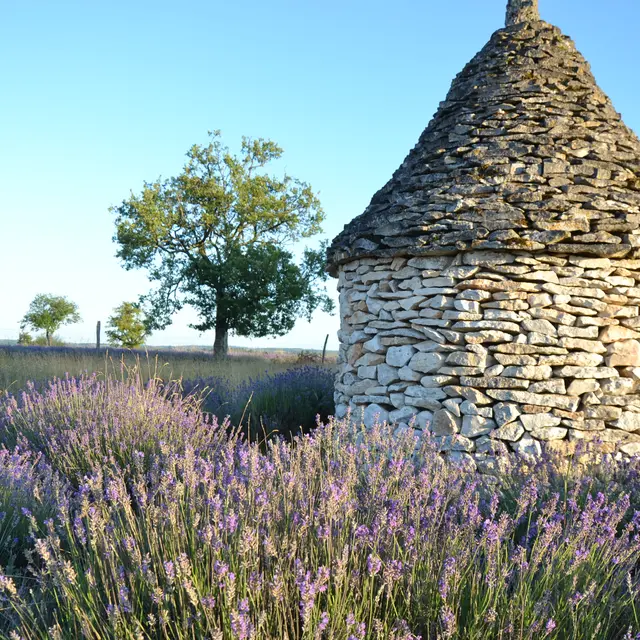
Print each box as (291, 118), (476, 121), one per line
(476, 436), (509, 456)
(510, 434), (542, 459)
(377, 364), (400, 386)
(407, 257), (452, 270)
(436, 434), (475, 453)
(484, 309), (523, 322)
(600, 326), (640, 343)
(389, 406), (418, 424)
(485, 364), (505, 377)
(355, 353), (385, 367)
(444, 386), (492, 405)
(465, 331), (515, 344)
(619, 442), (640, 456)
(522, 318), (557, 336)
(459, 401), (492, 417)
(566, 379), (600, 395)
(353, 395), (390, 405)
(452, 320), (521, 333)
(363, 334), (385, 354)
(386, 345), (417, 367)
(462, 252), (515, 266)
(558, 338), (606, 353)
(404, 386), (447, 411)
(568, 257), (612, 269)
(528, 332), (559, 347)
(555, 366), (619, 379)
(461, 415), (496, 438)
(442, 398), (462, 416)
(600, 378), (636, 396)
(409, 352), (446, 374)
(493, 402), (520, 427)
(493, 343), (567, 355)
(558, 326), (599, 339)
(454, 299), (481, 313)
(494, 354), (537, 366)
(543, 283), (605, 300)
(420, 375), (456, 387)
(529, 308), (577, 326)
(445, 351), (488, 367)
(398, 366), (422, 382)
(358, 366), (378, 379)
(438, 364), (481, 376)
(563, 419), (605, 431)
(528, 293), (553, 308)
(502, 365), (553, 381)
(456, 289), (492, 301)
(459, 376), (529, 390)
(492, 420), (525, 441)
(415, 411), (433, 430)
(538, 353), (604, 367)
(606, 340), (640, 367)
(520, 414), (562, 431)
(362, 404), (390, 428)
(487, 390), (580, 411)
(529, 379), (566, 394)
(585, 406), (623, 420)
(613, 412), (640, 433)
(531, 427), (568, 441)
(399, 296), (424, 311)
(431, 409), (461, 435)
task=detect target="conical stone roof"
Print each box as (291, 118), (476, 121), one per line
(327, 0), (640, 275)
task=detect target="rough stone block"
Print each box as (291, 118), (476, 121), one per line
(606, 340), (640, 367)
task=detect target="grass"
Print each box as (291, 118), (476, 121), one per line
(0, 345), (330, 397)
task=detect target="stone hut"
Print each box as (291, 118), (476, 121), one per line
(326, 0), (640, 473)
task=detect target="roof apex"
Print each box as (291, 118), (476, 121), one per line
(506, 0), (540, 26)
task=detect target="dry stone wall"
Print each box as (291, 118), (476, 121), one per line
(335, 251), (640, 474)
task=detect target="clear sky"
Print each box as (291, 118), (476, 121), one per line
(1, 0), (639, 351)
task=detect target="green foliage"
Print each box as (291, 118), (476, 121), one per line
(20, 294), (80, 347)
(16, 332), (32, 346)
(106, 302), (148, 348)
(111, 131), (333, 357)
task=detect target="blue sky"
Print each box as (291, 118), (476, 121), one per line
(1, 0), (639, 351)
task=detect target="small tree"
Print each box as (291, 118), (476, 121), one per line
(111, 130), (333, 358)
(106, 302), (148, 348)
(17, 331), (33, 346)
(20, 294), (80, 347)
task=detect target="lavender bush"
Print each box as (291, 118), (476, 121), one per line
(0, 376), (637, 639)
(182, 365), (335, 441)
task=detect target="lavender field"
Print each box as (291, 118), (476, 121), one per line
(0, 373), (638, 639)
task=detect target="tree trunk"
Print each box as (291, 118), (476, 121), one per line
(213, 326), (228, 359)
(46, 330), (51, 347)
(213, 305), (229, 359)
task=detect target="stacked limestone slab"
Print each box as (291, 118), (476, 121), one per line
(335, 251), (640, 473)
(327, 0), (640, 472)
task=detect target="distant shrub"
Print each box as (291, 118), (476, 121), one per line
(32, 334), (65, 347)
(183, 365), (335, 441)
(16, 332), (32, 346)
(296, 349), (322, 364)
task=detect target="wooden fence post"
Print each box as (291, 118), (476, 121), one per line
(96, 321), (101, 350)
(321, 334), (329, 364)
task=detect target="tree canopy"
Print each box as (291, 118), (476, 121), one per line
(20, 294), (81, 346)
(106, 302), (148, 349)
(111, 131), (333, 357)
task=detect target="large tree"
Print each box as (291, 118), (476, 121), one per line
(20, 294), (81, 346)
(112, 131), (333, 357)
